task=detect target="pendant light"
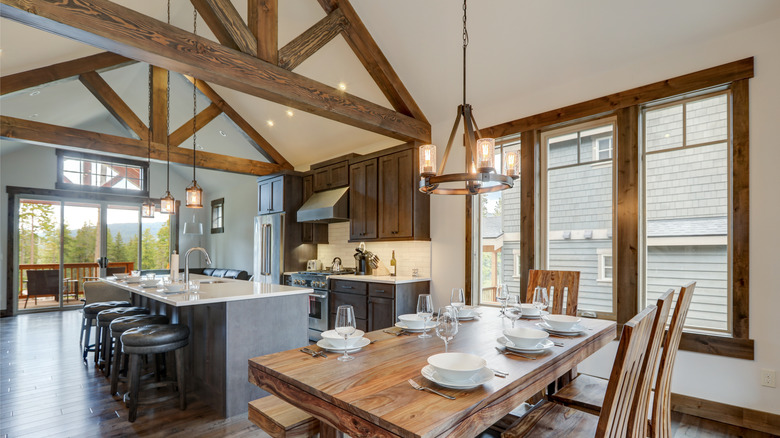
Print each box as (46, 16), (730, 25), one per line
(160, 0), (175, 214)
(141, 64), (156, 218)
(185, 6), (203, 208)
(418, 0), (518, 195)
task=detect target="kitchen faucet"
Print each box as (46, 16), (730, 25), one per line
(184, 247), (212, 284)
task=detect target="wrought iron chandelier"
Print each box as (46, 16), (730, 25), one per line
(185, 5), (203, 209)
(160, 0), (175, 214)
(418, 0), (518, 195)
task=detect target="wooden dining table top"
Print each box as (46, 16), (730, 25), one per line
(248, 307), (617, 438)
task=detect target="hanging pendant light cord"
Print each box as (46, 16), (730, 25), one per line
(147, 64), (152, 179)
(462, 0), (468, 108)
(192, 7), (197, 181)
(166, 0), (171, 193)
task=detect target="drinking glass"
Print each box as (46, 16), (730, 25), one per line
(189, 280), (200, 293)
(533, 287), (549, 313)
(450, 288), (465, 324)
(505, 295), (522, 328)
(131, 270), (140, 277)
(496, 285), (509, 317)
(335, 305), (357, 362)
(416, 294), (433, 338)
(435, 306), (459, 352)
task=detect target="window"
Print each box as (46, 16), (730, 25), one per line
(642, 91), (731, 333)
(542, 120), (616, 318)
(211, 198), (224, 234)
(56, 150), (148, 195)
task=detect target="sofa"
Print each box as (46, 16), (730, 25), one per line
(140, 268), (250, 280)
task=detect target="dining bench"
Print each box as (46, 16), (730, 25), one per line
(248, 396), (319, 438)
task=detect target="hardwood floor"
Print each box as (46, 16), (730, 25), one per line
(1, 310), (773, 437)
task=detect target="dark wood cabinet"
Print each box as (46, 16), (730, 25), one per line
(379, 149), (414, 239)
(313, 161), (349, 192)
(349, 159), (378, 240)
(368, 297), (395, 332)
(329, 279), (430, 332)
(301, 175), (328, 244)
(257, 175), (283, 215)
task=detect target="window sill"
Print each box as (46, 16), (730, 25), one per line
(678, 332), (754, 360)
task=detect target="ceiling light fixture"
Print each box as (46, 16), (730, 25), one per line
(141, 64), (155, 219)
(267, 120), (274, 127)
(185, 5), (203, 209)
(418, 0), (517, 195)
(160, 0), (175, 214)
(338, 82), (347, 91)
(286, 109), (294, 117)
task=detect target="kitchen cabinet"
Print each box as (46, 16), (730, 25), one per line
(313, 161), (349, 192)
(349, 159), (378, 240)
(301, 175), (328, 244)
(328, 279), (430, 332)
(379, 149), (414, 239)
(367, 297), (395, 332)
(257, 175), (283, 215)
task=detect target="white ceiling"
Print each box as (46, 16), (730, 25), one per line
(2, 0), (780, 178)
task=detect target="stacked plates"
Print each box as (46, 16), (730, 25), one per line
(497, 337), (554, 354)
(536, 322), (587, 336)
(318, 330), (369, 352)
(421, 365), (493, 389)
(317, 337), (370, 352)
(395, 321), (437, 332)
(456, 306), (480, 320)
(422, 353), (493, 389)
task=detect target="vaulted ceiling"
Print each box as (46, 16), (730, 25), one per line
(2, 0), (780, 178)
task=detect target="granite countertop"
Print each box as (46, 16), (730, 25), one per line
(328, 274), (431, 284)
(101, 274), (312, 307)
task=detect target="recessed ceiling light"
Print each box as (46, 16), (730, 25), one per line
(29, 113), (39, 118)
(218, 130), (227, 137)
(664, 133), (670, 138)
(267, 120), (274, 127)
(338, 82), (347, 91)
(197, 144), (204, 150)
(286, 109), (294, 117)
(29, 90), (41, 96)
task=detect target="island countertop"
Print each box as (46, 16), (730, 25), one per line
(101, 275), (312, 307)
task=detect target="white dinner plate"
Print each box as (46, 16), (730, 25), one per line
(395, 321), (437, 332)
(456, 306), (481, 320)
(140, 284), (159, 289)
(316, 337), (370, 353)
(496, 337), (554, 353)
(519, 310), (549, 319)
(536, 322), (586, 336)
(421, 365), (494, 389)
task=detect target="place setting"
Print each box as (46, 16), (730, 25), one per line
(451, 288), (480, 321)
(536, 314), (588, 337)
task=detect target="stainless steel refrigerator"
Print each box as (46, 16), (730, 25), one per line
(253, 213), (285, 284)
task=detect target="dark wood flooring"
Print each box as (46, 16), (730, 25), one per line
(0, 310), (772, 437)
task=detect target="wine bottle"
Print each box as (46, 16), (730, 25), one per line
(390, 250), (397, 276)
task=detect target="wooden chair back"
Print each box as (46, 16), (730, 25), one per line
(650, 282), (696, 438)
(106, 266), (127, 275)
(627, 289), (675, 438)
(596, 305), (658, 438)
(525, 270), (580, 316)
(27, 270), (60, 296)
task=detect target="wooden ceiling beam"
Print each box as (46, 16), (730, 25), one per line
(1, 115), (283, 176)
(278, 8), (347, 71)
(186, 77), (292, 169)
(317, 0), (428, 124)
(191, 0), (257, 56)
(1, 52), (133, 96)
(151, 66), (169, 146)
(168, 102), (222, 148)
(248, 0), (277, 64)
(0, 0), (431, 144)
(78, 71), (148, 141)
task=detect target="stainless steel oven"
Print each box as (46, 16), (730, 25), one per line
(292, 269), (355, 341)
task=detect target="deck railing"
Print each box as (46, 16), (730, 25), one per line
(18, 262), (135, 298)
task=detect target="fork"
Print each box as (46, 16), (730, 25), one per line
(301, 347), (327, 358)
(552, 341), (565, 347)
(407, 379), (455, 400)
(495, 346), (537, 360)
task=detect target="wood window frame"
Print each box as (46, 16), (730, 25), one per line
(56, 149), (149, 196)
(468, 58), (754, 359)
(211, 197), (225, 234)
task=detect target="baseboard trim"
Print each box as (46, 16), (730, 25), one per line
(671, 393), (780, 435)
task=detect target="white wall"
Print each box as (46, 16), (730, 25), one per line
(0, 144), (204, 311)
(428, 17), (780, 414)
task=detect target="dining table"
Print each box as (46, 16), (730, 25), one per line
(248, 307), (616, 438)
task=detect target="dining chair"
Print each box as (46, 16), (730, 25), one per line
(525, 270), (580, 316)
(24, 269), (60, 308)
(106, 266), (127, 276)
(549, 282), (696, 437)
(502, 304), (660, 438)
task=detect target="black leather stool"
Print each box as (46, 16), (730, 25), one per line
(96, 307), (150, 375)
(108, 314), (170, 396)
(82, 300), (131, 362)
(121, 324), (189, 422)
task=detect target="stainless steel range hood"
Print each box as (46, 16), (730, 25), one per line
(297, 187), (349, 223)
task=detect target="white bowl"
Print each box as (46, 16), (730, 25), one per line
(427, 353), (486, 382)
(398, 314), (425, 329)
(140, 279), (159, 287)
(503, 327), (549, 349)
(321, 329), (365, 348)
(520, 303), (540, 316)
(163, 282), (187, 292)
(114, 273), (129, 279)
(457, 306), (477, 318)
(542, 314), (581, 331)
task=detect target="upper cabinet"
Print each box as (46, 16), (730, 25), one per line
(349, 159), (378, 240)
(379, 149), (414, 239)
(313, 161), (349, 192)
(257, 175), (284, 215)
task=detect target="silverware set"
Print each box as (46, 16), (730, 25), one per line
(300, 347), (327, 358)
(495, 346), (537, 360)
(383, 329), (411, 336)
(408, 379), (455, 400)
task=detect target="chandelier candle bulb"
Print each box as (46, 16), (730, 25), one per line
(419, 144), (437, 176)
(504, 150), (519, 177)
(477, 138), (495, 171)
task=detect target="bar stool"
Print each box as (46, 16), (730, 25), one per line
(122, 324), (189, 422)
(108, 314), (170, 396)
(96, 307), (150, 375)
(82, 300), (131, 362)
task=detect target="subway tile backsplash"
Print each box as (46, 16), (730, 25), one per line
(316, 223), (431, 277)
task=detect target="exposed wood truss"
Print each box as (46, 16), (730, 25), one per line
(78, 71), (149, 141)
(191, 0), (258, 56)
(0, 0), (431, 143)
(278, 8), (347, 71)
(0, 116), (284, 176)
(168, 102), (222, 148)
(248, 0), (278, 64)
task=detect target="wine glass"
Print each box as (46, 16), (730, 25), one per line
(533, 286), (549, 314)
(505, 295), (522, 328)
(496, 285), (509, 317)
(450, 288), (465, 324)
(436, 306), (459, 352)
(335, 305), (357, 362)
(416, 294), (433, 338)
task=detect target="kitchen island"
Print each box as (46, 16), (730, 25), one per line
(102, 275), (311, 417)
